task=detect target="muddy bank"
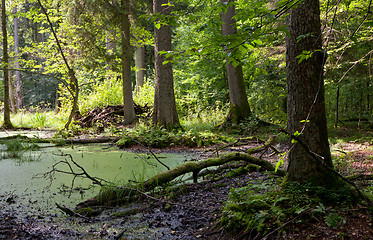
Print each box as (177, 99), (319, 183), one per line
(0, 171), (272, 240)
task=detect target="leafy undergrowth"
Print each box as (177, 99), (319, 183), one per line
(116, 123), (236, 148)
(220, 180), (366, 239)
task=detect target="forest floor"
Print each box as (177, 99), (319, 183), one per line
(0, 126), (373, 239)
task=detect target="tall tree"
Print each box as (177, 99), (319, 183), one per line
(135, 45), (145, 92)
(285, 0), (338, 185)
(37, 0), (79, 129)
(13, 6), (22, 111)
(2, 0), (13, 129)
(221, 0), (251, 124)
(120, 0), (137, 124)
(153, 0), (180, 129)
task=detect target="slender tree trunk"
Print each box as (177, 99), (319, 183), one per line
(13, 7), (22, 110)
(121, 0), (137, 124)
(135, 46), (145, 93)
(153, 0), (180, 129)
(37, 0), (79, 129)
(221, 0), (251, 124)
(286, 0), (337, 186)
(358, 86), (363, 129)
(106, 30), (116, 70)
(9, 71), (16, 113)
(1, 0), (13, 129)
(367, 79), (370, 113)
(54, 90), (59, 114)
(335, 85), (340, 128)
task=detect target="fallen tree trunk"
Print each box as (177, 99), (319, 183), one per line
(141, 152), (285, 192)
(63, 137), (121, 144)
(77, 152), (286, 208)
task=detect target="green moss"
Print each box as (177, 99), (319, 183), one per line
(75, 207), (102, 217)
(112, 207), (142, 218)
(225, 167), (248, 178)
(97, 185), (139, 205)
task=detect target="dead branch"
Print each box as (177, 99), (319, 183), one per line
(63, 137), (121, 144)
(122, 134), (170, 170)
(346, 174), (373, 181)
(76, 149), (285, 207)
(55, 203), (89, 219)
(36, 150), (111, 197)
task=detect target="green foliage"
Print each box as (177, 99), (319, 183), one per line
(324, 211), (346, 229)
(133, 82), (155, 108)
(117, 122), (234, 148)
(0, 0), (370, 133)
(10, 109), (65, 129)
(79, 76), (123, 115)
(332, 153), (354, 176)
(221, 180), (357, 235)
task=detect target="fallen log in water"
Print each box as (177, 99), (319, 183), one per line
(75, 150), (285, 210)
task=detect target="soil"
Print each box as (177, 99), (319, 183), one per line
(1, 138), (373, 239)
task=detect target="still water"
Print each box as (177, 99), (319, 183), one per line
(0, 142), (192, 214)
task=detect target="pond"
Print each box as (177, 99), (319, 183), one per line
(0, 140), (193, 217)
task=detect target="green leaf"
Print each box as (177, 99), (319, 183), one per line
(275, 157), (283, 172)
(253, 39), (262, 45)
(155, 23), (161, 29)
(295, 207), (306, 215)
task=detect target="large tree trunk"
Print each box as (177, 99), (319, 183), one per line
(135, 46), (145, 93)
(221, 0), (251, 124)
(121, 0), (137, 124)
(286, 0), (337, 185)
(153, 0), (180, 129)
(2, 0), (13, 129)
(13, 7), (22, 111)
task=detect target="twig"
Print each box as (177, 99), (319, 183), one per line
(55, 203), (89, 219)
(55, 151), (110, 186)
(123, 134), (170, 170)
(36, 150), (111, 197)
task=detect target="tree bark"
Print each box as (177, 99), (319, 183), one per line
(2, 0), (13, 129)
(106, 29), (116, 71)
(121, 0), (137, 124)
(221, 0), (251, 124)
(135, 45), (145, 93)
(335, 85), (339, 128)
(13, 6), (22, 111)
(153, 0), (180, 129)
(285, 0), (337, 185)
(8, 72), (16, 113)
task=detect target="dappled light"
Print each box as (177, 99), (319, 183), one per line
(0, 0), (372, 239)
